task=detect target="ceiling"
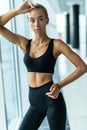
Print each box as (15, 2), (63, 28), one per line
(57, 0), (85, 14)
(33, 0), (85, 14)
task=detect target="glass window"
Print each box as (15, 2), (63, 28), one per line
(0, 1), (22, 130)
(1, 38), (20, 130)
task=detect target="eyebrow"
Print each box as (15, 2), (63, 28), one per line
(30, 16), (45, 19)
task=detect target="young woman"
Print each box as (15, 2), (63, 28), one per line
(0, 1), (87, 130)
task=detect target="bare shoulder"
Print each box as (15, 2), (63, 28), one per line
(53, 39), (72, 54)
(54, 39), (69, 48)
(52, 39), (65, 58)
(53, 38), (76, 58)
(53, 39), (87, 71)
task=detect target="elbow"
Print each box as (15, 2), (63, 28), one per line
(0, 25), (4, 35)
(0, 25), (2, 34)
(78, 64), (87, 75)
(85, 65), (87, 72)
(0, 16), (3, 26)
(0, 16), (1, 26)
(83, 64), (87, 73)
(0, 25), (1, 34)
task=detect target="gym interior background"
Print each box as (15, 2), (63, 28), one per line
(0, 0), (87, 130)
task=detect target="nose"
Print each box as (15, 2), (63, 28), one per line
(35, 20), (39, 27)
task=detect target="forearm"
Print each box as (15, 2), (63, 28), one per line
(58, 66), (87, 89)
(0, 9), (20, 26)
(0, 1), (35, 26)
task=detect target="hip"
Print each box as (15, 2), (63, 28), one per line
(28, 81), (66, 111)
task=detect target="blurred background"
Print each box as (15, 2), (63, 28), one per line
(0, 0), (87, 130)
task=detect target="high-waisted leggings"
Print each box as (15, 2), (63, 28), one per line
(19, 81), (66, 130)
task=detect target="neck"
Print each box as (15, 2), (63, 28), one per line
(33, 34), (49, 44)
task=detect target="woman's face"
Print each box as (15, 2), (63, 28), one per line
(28, 8), (49, 34)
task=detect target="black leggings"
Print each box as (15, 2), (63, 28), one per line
(19, 81), (66, 130)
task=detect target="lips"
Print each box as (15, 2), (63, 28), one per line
(34, 28), (41, 32)
(35, 28), (41, 31)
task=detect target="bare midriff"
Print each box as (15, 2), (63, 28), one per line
(28, 72), (53, 88)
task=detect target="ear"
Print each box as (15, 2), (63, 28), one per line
(46, 17), (49, 24)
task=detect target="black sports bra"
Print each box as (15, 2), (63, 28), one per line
(23, 39), (57, 74)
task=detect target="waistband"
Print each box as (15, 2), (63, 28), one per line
(29, 81), (53, 91)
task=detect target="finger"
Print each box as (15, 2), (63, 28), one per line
(29, 3), (36, 9)
(47, 94), (58, 99)
(46, 90), (59, 98)
(28, 6), (35, 12)
(50, 88), (56, 95)
(50, 84), (55, 91)
(29, 3), (33, 7)
(45, 92), (51, 95)
(27, 0), (35, 7)
(45, 90), (55, 96)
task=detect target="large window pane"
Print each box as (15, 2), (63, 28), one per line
(0, 0), (21, 129)
(1, 38), (20, 129)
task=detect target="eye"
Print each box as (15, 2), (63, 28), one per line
(38, 16), (45, 21)
(39, 17), (44, 21)
(30, 19), (35, 23)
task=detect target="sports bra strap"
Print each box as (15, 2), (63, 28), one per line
(26, 39), (32, 50)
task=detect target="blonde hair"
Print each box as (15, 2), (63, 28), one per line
(35, 4), (48, 18)
(27, 4), (48, 20)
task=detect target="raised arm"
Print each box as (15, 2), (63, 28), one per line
(0, 0), (35, 26)
(0, 1), (35, 52)
(0, 9), (19, 26)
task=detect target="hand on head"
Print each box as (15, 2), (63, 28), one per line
(17, 0), (35, 14)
